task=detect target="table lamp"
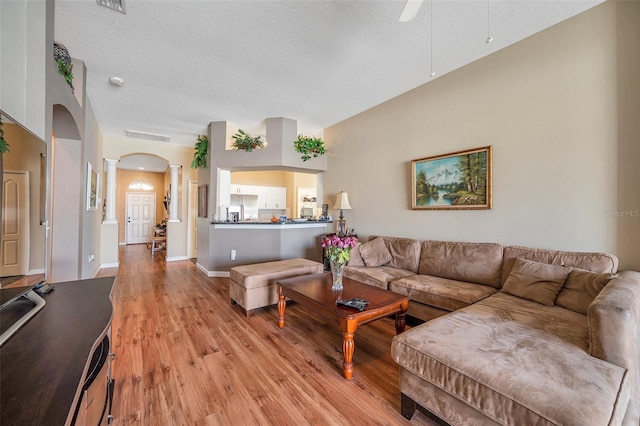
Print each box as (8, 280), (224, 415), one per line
(333, 191), (352, 236)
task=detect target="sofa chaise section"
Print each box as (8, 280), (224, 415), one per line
(392, 292), (632, 425)
(391, 244), (640, 425)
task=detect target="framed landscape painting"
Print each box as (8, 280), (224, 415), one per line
(411, 146), (492, 210)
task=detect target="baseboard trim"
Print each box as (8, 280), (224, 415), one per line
(28, 268), (45, 275)
(195, 262), (230, 277)
(100, 262), (119, 269)
(166, 255), (188, 262)
(119, 242), (126, 246)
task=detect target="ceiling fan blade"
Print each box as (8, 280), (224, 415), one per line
(399, 0), (424, 22)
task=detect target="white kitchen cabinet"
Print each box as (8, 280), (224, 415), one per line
(230, 184), (258, 195)
(265, 187), (286, 209)
(231, 184), (286, 209)
(254, 186), (267, 207)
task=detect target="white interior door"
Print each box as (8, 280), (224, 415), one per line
(187, 181), (198, 258)
(126, 192), (155, 244)
(1, 171), (30, 277)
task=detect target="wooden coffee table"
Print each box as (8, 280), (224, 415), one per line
(276, 272), (409, 380)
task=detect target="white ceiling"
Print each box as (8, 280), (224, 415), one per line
(54, 0), (604, 148)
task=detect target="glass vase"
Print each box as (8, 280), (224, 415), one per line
(330, 260), (345, 291)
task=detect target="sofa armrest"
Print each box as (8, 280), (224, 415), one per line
(588, 270), (640, 421)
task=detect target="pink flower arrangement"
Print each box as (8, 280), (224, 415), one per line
(322, 235), (358, 265)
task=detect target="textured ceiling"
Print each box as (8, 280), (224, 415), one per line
(54, 0), (604, 147)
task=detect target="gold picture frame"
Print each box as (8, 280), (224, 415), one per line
(411, 146), (492, 210)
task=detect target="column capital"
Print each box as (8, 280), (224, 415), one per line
(104, 158), (119, 165)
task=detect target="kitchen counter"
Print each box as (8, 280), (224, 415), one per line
(212, 220), (331, 229)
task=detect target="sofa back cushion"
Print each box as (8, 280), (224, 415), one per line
(502, 246), (618, 286)
(418, 240), (504, 288)
(358, 237), (393, 267)
(555, 268), (615, 315)
(347, 242), (365, 266)
(370, 236), (421, 273)
(502, 257), (571, 306)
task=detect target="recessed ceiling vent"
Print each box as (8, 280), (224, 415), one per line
(97, 0), (126, 14)
(125, 130), (171, 143)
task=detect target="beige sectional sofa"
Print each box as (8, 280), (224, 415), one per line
(344, 236), (640, 425)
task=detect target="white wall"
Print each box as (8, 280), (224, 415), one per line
(0, 0), (47, 139)
(324, 2), (640, 270)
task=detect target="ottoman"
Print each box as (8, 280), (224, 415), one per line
(229, 258), (324, 316)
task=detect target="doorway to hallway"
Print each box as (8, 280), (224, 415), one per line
(125, 192), (156, 244)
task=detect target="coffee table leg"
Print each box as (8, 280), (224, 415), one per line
(395, 312), (407, 334)
(342, 331), (355, 380)
(277, 286), (286, 328)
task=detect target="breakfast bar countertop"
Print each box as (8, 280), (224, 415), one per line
(212, 220), (332, 229)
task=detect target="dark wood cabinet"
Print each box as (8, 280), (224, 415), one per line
(0, 277), (116, 425)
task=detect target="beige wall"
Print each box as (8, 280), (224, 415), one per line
(231, 170), (288, 187)
(2, 123), (46, 273)
(324, 2), (640, 270)
(615, 1), (640, 272)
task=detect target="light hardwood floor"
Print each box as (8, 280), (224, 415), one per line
(99, 245), (438, 425)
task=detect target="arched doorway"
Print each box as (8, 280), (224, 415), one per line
(117, 153), (170, 247)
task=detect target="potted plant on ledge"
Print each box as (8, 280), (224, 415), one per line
(231, 129), (265, 152)
(54, 41), (74, 92)
(293, 134), (325, 161)
(191, 135), (208, 169)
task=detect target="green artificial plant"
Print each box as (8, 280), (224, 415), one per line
(0, 116), (10, 154)
(56, 58), (74, 91)
(231, 129), (265, 152)
(293, 134), (325, 161)
(191, 135), (208, 169)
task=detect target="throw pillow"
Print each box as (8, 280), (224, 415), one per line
(358, 237), (393, 267)
(502, 257), (570, 306)
(555, 268), (615, 315)
(347, 242), (365, 266)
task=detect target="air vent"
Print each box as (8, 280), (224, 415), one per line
(97, 0), (126, 14)
(125, 130), (171, 143)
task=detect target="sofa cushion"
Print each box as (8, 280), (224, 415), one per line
(390, 275), (497, 312)
(344, 265), (415, 290)
(555, 268), (615, 315)
(359, 237), (393, 267)
(391, 292), (630, 426)
(418, 240), (503, 288)
(502, 257), (570, 306)
(371, 236), (421, 273)
(502, 245), (618, 286)
(347, 242), (365, 266)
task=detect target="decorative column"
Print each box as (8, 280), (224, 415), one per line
(103, 158), (118, 224)
(168, 164), (180, 222)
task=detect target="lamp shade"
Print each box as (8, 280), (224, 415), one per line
(333, 191), (352, 210)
